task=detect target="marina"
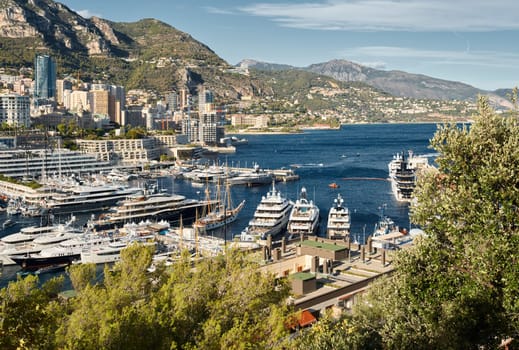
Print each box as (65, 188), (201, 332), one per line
(0, 123), (436, 286)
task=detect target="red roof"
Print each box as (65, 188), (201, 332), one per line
(298, 310), (317, 327)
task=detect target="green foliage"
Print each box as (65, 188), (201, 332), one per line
(47, 245), (292, 349)
(292, 312), (380, 350)
(0, 174), (42, 189)
(0, 275), (64, 350)
(335, 96), (519, 349)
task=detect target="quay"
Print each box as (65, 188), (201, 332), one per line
(178, 163), (299, 184)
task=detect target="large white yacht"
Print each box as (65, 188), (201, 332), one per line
(0, 216), (81, 265)
(388, 150), (429, 202)
(241, 180), (293, 240)
(326, 193), (351, 240)
(227, 163), (272, 186)
(90, 191), (213, 230)
(43, 184), (142, 214)
(287, 187), (320, 237)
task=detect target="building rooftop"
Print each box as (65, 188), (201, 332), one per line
(290, 272), (315, 281)
(300, 239), (347, 252)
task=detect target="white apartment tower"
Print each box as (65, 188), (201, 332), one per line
(0, 94), (31, 127)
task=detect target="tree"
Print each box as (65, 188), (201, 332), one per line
(296, 95), (519, 349)
(0, 275), (64, 350)
(55, 245), (293, 349)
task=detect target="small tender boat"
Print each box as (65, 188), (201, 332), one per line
(2, 218), (16, 229)
(328, 182), (340, 189)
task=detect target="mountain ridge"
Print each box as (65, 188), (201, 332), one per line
(0, 0), (511, 118)
(238, 58), (511, 106)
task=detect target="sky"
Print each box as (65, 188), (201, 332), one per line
(58, 0), (519, 91)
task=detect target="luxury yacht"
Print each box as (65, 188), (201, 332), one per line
(287, 187), (320, 237)
(241, 180), (293, 240)
(326, 193), (351, 240)
(89, 191), (213, 230)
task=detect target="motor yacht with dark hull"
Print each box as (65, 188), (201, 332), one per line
(90, 192), (215, 230)
(43, 184), (142, 214)
(9, 233), (114, 271)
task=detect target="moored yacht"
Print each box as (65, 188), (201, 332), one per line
(9, 231), (116, 271)
(388, 150), (429, 202)
(240, 180), (293, 240)
(326, 193), (351, 240)
(287, 187), (320, 237)
(193, 180), (245, 233)
(43, 184), (142, 214)
(89, 191), (214, 230)
(227, 163), (272, 186)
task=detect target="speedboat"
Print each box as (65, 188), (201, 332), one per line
(2, 218), (16, 229)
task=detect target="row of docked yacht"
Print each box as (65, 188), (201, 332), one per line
(180, 162), (298, 187)
(240, 181), (294, 240)
(238, 181), (351, 242)
(0, 215), (82, 265)
(3, 179), (144, 218)
(2, 219), (171, 270)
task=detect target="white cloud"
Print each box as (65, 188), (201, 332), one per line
(204, 7), (236, 15)
(239, 0), (519, 32)
(341, 46), (519, 69)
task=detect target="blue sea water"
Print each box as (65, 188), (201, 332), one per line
(0, 123), (438, 286)
(169, 123), (438, 241)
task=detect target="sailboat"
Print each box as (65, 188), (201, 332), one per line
(193, 178), (245, 232)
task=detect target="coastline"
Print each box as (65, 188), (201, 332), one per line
(229, 120), (471, 135)
(228, 120), (473, 135)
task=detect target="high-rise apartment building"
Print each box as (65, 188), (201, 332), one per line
(0, 94), (31, 127)
(56, 79), (73, 105)
(34, 55), (56, 100)
(165, 91), (179, 111)
(198, 88), (215, 115)
(89, 89), (110, 117)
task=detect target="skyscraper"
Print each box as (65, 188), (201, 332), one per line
(34, 54), (56, 100)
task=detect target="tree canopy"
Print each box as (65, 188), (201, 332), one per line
(299, 96), (519, 349)
(1, 245), (293, 350)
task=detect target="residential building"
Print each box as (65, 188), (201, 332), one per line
(165, 91), (179, 111)
(64, 90), (89, 113)
(0, 94), (30, 127)
(76, 138), (161, 164)
(55, 79), (73, 105)
(34, 55), (56, 100)
(89, 89), (110, 117)
(231, 114), (269, 128)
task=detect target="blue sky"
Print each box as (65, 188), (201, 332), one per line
(58, 0), (519, 91)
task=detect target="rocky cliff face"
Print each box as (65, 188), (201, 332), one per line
(307, 59), (368, 82)
(0, 2), (40, 37)
(0, 0), (114, 55)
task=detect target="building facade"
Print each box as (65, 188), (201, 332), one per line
(76, 138), (162, 164)
(34, 55), (56, 100)
(0, 94), (30, 127)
